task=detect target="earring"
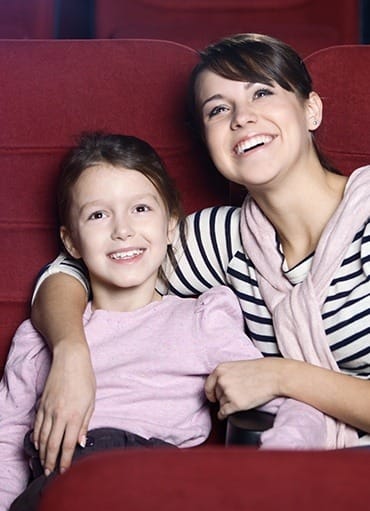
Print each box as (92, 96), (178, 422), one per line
(313, 119), (318, 126)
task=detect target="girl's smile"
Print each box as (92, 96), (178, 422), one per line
(61, 163), (177, 310)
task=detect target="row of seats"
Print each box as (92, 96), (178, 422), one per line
(1, 38), (370, 377)
(0, 0), (365, 55)
(94, 0), (362, 55)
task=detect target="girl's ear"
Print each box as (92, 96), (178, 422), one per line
(60, 226), (81, 259)
(305, 91), (323, 132)
(167, 216), (178, 246)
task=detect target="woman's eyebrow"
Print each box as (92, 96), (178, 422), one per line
(201, 83), (259, 109)
(200, 93), (224, 110)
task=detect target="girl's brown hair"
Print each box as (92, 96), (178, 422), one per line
(58, 131), (184, 230)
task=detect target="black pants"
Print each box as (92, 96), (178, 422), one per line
(10, 427), (175, 511)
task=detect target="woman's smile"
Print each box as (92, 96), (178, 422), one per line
(233, 134), (275, 156)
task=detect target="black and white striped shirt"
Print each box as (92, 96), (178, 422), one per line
(36, 205), (370, 379)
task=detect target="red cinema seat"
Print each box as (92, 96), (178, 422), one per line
(38, 447), (370, 511)
(94, 0), (360, 56)
(0, 38), (228, 375)
(305, 44), (370, 174)
(0, 0), (55, 38)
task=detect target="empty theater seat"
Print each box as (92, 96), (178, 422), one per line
(94, 0), (360, 55)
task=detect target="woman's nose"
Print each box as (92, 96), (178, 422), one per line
(231, 105), (257, 130)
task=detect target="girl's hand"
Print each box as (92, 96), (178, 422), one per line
(205, 358), (284, 419)
(33, 341), (96, 475)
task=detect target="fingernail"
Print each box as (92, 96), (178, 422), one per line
(79, 435), (87, 448)
(44, 468), (51, 477)
(60, 467), (66, 474)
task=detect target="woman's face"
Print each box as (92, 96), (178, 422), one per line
(195, 69), (321, 191)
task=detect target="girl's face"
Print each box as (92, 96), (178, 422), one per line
(61, 164), (177, 309)
(196, 69), (321, 191)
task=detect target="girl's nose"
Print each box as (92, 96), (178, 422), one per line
(111, 217), (134, 241)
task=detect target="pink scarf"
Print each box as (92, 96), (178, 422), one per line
(240, 165), (370, 448)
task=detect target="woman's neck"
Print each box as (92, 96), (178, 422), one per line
(250, 167), (348, 268)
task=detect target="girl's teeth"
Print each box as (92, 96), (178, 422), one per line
(110, 249), (143, 260)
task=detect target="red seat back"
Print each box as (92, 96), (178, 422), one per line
(95, 0), (360, 56)
(305, 44), (370, 174)
(0, 0), (55, 38)
(0, 39), (228, 374)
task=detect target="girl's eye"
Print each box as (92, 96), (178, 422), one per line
(253, 88), (273, 100)
(208, 105), (229, 119)
(88, 211), (107, 220)
(134, 204), (150, 214)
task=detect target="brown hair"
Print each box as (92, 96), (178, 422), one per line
(57, 131), (184, 230)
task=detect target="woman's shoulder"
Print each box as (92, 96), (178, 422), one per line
(184, 205), (242, 252)
(186, 205), (241, 229)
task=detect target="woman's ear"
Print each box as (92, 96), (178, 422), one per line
(60, 226), (81, 259)
(167, 216), (178, 246)
(305, 91), (323, 132)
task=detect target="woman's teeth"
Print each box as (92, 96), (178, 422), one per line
(235, 135), (273, 155)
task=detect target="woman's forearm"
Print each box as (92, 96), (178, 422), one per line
(206, 357), (370, 433)
(31, 272), (95, 474)
(279, 359), (370, 434)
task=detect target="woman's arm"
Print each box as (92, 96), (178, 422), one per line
(205, 357), (370, 434)
(31, 272), (95, 475)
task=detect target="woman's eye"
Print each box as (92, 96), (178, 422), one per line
(254, 88), (273, 100)
(208, 105), (229, 118)
(88, 211), (106, 220)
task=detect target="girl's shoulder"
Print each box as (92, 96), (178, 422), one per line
(194, 285), (244, 326)
(5, 319), (48, 370)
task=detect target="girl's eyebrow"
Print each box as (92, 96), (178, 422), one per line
(79, 193), (160, 213)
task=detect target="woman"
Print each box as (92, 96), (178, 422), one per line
(31, 34), (370, 473)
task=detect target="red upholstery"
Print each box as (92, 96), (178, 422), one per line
(1, 36), (370, 511)
(0, 0), (55, 38)
(95, 0), (360, 56)
(38, 447), (370, 510)
(305, 44), (370, 174)
(0, 39), (228, 375)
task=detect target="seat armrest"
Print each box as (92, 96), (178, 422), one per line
(226, 410), (275, 446)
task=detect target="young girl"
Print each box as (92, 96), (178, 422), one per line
(1, 132), (325, 511)
(31, 34), (370, 469)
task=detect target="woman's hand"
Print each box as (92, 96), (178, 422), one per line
(205, 358), (284, 419)
(33, 341), (96, 475)
(31, 273), (92, 474)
